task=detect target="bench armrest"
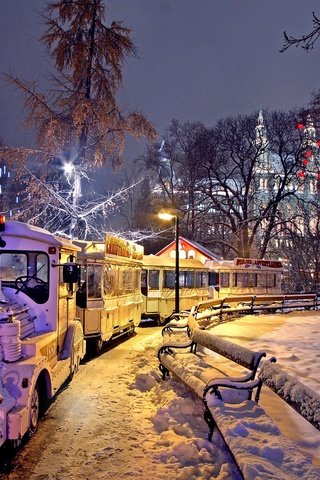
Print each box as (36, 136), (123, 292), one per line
(157, 338), (195, 360)
(162, 321), (189, 336)
(204, 377), (262, 404)
(205, 371), (255, 392)
(158, 338), (194, 351)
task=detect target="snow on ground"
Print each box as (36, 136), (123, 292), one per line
(1, 311), (320, 479)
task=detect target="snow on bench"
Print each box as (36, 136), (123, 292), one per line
(204, 392), (320, 480)
(258, 360), (320, 432)
(157, 318), (320, 479)
(157, 317), (266, 398)
(203, 359), (320, 479)
(193, 293), (320, 319)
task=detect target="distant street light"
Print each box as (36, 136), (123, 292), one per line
(158, 211), (180, 313)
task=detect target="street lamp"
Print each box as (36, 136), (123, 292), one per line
(158, 211), (180, 313)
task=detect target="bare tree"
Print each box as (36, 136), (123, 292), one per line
(1, 0), (156, 237)
(281, 12), (320, 52)
(279, 198), (320, 292)
(143, 111), (311, 259)
(200, 110), (308, 258)
(139, 120), (214, 240)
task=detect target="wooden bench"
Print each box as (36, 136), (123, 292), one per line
(161, 300), (224, 337)
(211, 293), (319, 317)
(203, 359), (320, 479)
(157, 318), (266, 397)
(157, 315), (320, 479)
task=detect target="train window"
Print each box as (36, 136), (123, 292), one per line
(220, 272), (230, 287)
(149, 269), (160, 290)
(87, 264), (102, 299)
(208, 272), (219, 287)
(245, 273), (257, 287)
(0, 252), (27, 280)
(185, 271), (194, 288)
(0, 251), (49, 304)
(235, 273), (257, 287)
(123, 270), (134, 293)
(163, 270), (175, 288)
(256, 273), (267, 287)
(266, 274), (276, 287)
(118, 269), (124, 295)
(36, 254), (48, 282)
(104, 265), (117, 296)
(201, 272), (209, 287)
(134, 269), (141, 292)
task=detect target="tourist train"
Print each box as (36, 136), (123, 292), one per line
(0, 217), (287, 448)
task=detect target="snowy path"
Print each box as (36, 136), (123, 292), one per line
(0, 327), (239, 480)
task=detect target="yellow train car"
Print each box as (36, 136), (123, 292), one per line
(75, 235), (143, 354)
(206, 258), (284, 298)
(141, 255), (209, 324)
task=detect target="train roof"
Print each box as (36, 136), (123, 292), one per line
(143, 255), (207, 269)
(0, 221), (81, 251)
(206, 258), (284, 271)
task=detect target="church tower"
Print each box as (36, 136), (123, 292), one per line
(254, 110), (272, 172)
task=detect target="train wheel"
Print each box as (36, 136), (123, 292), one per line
(127, 326), (135, 337)
(29, 383), (40, 435)
(95, 337), (104, 355)
(69, 355), (80, 380)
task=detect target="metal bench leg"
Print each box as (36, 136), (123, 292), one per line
(159, 363), (170, 380)
(203, 405), (216, 441)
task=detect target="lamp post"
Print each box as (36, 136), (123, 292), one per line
(158, 212), (180, 313)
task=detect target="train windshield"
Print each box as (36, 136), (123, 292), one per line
(0, 250), (49, 304)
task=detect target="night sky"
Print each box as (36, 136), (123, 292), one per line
(1, 0), (320, 160)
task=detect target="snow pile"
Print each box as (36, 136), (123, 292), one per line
(127, 336), (241, 479)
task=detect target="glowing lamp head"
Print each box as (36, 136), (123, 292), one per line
(63, 163), (74, 175)
(158, 212), (175, 221)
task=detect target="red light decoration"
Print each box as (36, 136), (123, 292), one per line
(305, 150), (312, 157)
(297, 170), (305, 178)
(302, 159), (309, 166)
(317, 140), (320, 147)
(317, 173), (320, 180)
(296, 123), (304, 129)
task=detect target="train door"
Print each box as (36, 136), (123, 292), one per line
(58, 252), (77, 358)
(141, 268), (160, 316)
